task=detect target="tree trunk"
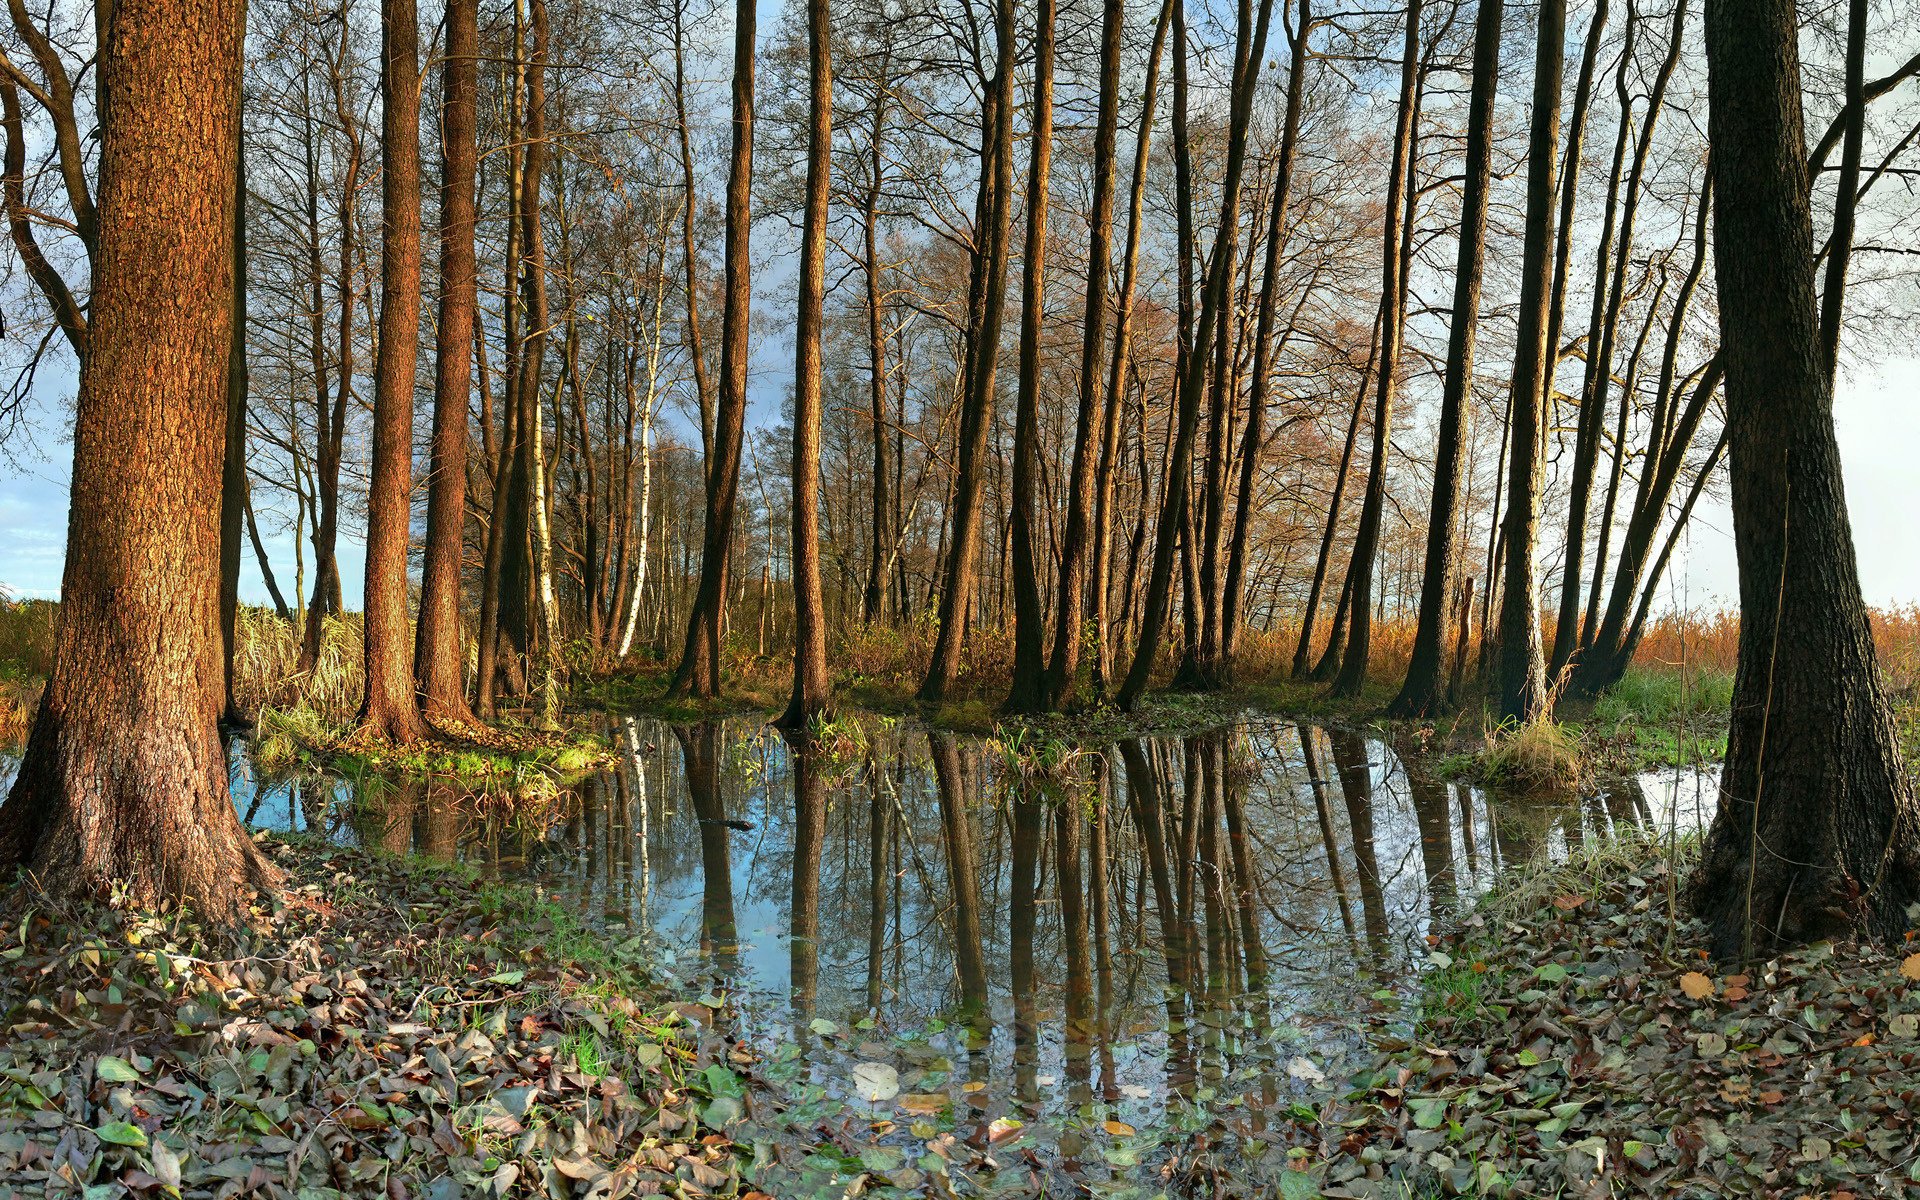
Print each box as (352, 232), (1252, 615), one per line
(1006, 0), (1056, 715)
(1118, 0), (1274, 711)
(918, 0), (1016, 704)
(669, 0), (755, 700)
(1389, 0), (1498, 718)
(1043, 0), (1127, 708)
(360, 0), (428, 743)
(1493, 0), (1564, 724)
(415, 0), (479, 725)
(1090, 0), (1174, 696)
(0, 0), (277, 920)
(778, 0), (833, 731)
(1690, 0), (1920, 958)
(520, 0), (561, 727)
(220, 133), (251, 728)
(1222, 0), (1311, 677)
(1330, 0), (1422, 699)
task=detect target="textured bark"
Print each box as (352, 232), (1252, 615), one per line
(414, 0), (479, 724)
(1493, 0), (1564, 723)
(918, 0), (1016, 704)
(1389, 0), (1499, 718)
(670, 0), (755, 700)
(359, 0), (428, 743)
(778, 0), (832, 731)
(0, 0), (276, 920)
(1005, 0), (1056, 715)
(1690, 0), (1920, 958)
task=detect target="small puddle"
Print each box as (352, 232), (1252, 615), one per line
(1, 715), (1719, 1189)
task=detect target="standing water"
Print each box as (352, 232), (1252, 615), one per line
(2, 715), (1716, 1192)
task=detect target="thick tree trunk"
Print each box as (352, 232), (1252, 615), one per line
(1493, 0), (1564, 724)
(415, 0), (479, 725)
(360, 0), (428, 744)
(1389, 0), (1499, 718)
(1005, 0), (1056, 715)
(0, 0), (277, 920)
(670, 0), (755, 700)
(1690, 0), (1920, 958)
(778, 0), (833, 731)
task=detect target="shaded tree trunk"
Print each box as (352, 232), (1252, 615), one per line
(1493, 0), (1564, 723)
(670, 0), (755, 700)
(220, 134), (251, 728)
(779, 0), (833, 730)
(1389, 0), (1499, 717)
(1690, 0), (1920, 958)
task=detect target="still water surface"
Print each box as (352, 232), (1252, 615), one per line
(4, 714), (1720, 1190)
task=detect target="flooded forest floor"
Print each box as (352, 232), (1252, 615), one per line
(7, 637), (1916, 1198)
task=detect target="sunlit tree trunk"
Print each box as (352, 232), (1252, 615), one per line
(1006, 0), (1056, 714)
(0, 0), (277, 919)
(360, 0), (429, 743)
(415, 0), (479, 724)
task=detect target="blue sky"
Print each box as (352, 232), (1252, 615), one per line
(4, 349), (1917, 615)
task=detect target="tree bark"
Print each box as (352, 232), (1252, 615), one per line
(1330, 0), (1422, 699)
(918, 0), (1017, 704)
(1389, 0), (1499, 718)
(1690, 0), (1920, 958)
(1043, 0), (1127, 708)
(1006, 0), (1056, 715)
(0, 0), (277, 920)
(1118, 0), (1274, 711)
(359, 0), (429, 743)
(778, 0), (833, 731)
(220, 133), (251, 728)
(669, 0), (755, 700)
(415, 0), (479, 725)
(1493, 0), (1564, 723)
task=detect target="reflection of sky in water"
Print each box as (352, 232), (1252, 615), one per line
(0, 717), (1721, 1146)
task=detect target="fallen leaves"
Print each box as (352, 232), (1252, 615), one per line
(1679, 970), (1716, 1000)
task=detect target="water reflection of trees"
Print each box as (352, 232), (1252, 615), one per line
(247, 715), (1707, 1095)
